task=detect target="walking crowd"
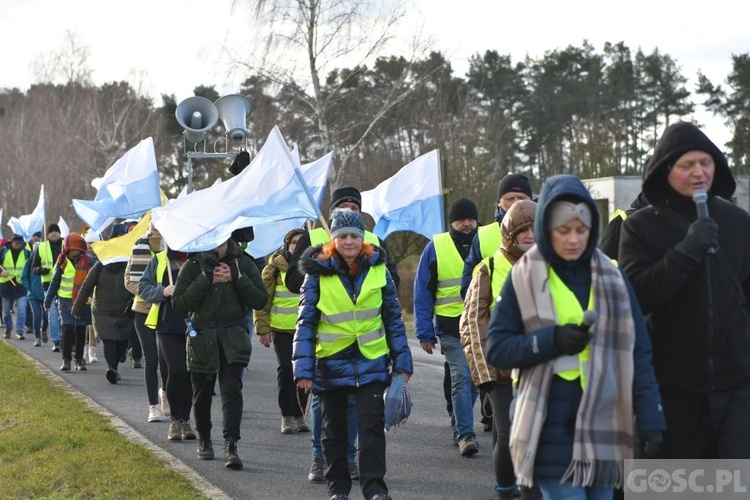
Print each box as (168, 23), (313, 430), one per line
(3, 121), (750, 499)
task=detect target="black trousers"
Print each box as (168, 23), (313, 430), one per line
(158, 333), (193, 421)
(133, 312), (168, 406)
(658, 384), (750, 458)
(488, 383), (516, 488)
(191, 345), (245, 440)
(61, 324), (86, 362)
(272, 331), (308, 417)
(320, 382), (387, 499)
(102, 338), (128, 371)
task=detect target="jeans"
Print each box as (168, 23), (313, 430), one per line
(3, 295), (27, 333)
(28, 298), (43, 338)
(320, 383), (388, 499)
(311, 392), (357, 461)
(536, 479), (612, 500)
(47, 296), (61, 343)
(440, 334), (478, 439)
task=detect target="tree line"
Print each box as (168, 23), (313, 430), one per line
(1, 41), (748, 259)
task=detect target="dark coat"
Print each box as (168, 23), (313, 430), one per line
(171, 240), (267, 370)
(620, 122), (750, 395)
(486, 174), (665, 480)
(292, 244), (412, 392)
(72, 261), (132, 341)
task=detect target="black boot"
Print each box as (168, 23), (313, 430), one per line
(224, 437), (243, 469)
(197, 435), (214, 460)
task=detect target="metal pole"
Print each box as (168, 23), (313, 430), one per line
(187, 155), (193, 194)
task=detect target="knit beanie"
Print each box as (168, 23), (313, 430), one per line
(47, 223), (61, 235)
(497, 173), (533, 200)
(11, 234), (24, 244)
(330, 186), (362, 212)
(448, 197), (479, 223)
(63, 232), (86, 253)
(547, 201), (592, 230)
(643, 121), (735, 204)
(329, 209), (365, 240)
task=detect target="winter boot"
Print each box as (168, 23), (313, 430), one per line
(224, 437), (243, 469)
(197, 435), (214, 460)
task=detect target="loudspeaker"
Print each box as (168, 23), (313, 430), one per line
(175, 96), (219, 143)
(214, 94), (253, 142)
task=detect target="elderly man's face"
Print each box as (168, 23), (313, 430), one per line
(668, 150), (715, 197)
(498, 192), (531, 212)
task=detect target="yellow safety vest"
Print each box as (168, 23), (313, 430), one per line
(485, 252), (513, 312)
(58, 263), (76, 299)
(477, 223), (502, 260)
(548, 267), (595, 389)
(0, 249), (28, 284)
(269, 270), (299, 330)
(433, 232), (465, 318)
(38, 242), (55, 284)
(309, 227), (379, 246)
(316, 264), (388, 360)
(145, 252), (168, 329)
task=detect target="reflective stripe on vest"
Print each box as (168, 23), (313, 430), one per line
(315, 264), (388, 360)
(548, 267), (594, 389)
(478, 223), (502, 260)
(610, 209), (628, 222)
(486, 252), (513, 312)
(38, 242), (55, 284)
(309, 227), (379, 246)
(270, 270), (299, 330)
(145, 251), (168, 329)
(0, 249), (27, 284)
(58, 263), (76, 298)
(433, 232), (465, 317)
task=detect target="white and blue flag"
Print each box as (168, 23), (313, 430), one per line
(7, 185), (45, 242)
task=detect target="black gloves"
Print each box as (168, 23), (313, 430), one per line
(478, 382), (495, 393)
(34, 267), (51, 276)
(636, 431), (663, 458)
(554, 324), (590, 355)
(674, 217), (719, 261)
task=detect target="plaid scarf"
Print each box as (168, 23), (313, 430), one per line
(509, 246), (635, 488)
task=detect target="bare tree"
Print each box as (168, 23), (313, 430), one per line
(231, 0), (439, 187)
(31, 30), (94, 86)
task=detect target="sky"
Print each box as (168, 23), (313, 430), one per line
(3, 0), (749, 147)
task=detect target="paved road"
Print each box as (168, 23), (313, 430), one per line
(5, 326), (497, 499)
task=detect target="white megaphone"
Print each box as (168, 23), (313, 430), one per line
(214, 94), (253, 142)
(175, 96), (219, 143)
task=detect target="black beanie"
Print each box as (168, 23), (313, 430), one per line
(497, 173), (532, 200)
(330, 186), (362, 212)
(48, 223), (61, 234)
(448, 197), (479, 223)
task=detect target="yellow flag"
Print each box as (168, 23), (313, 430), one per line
(90, 212), (152, 265)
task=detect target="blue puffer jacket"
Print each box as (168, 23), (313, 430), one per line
(21, 258), (44, 301)
(293, 243), (413, 392)
(486, 174), (665, 481)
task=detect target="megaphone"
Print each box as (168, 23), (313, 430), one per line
(214, 94), (253, 142)
(175, 96), (219, 143)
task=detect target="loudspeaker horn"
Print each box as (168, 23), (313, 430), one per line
(214, 94), (253, 142)
(175, 96), (219, 143)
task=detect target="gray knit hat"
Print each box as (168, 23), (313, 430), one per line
(329, 209), (365, 240)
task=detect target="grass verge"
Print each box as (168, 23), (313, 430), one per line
(0, 342), (209, 499)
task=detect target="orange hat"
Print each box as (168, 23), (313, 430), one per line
(63, 232), (87, 253)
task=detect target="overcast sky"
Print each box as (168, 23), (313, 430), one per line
(3, 0), (749, 146)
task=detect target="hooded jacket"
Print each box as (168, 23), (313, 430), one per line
(620, 122), (750, 395)
(292, 243), (412, 392)
(486, 174), (664, 480)
(254, 250), (294, 335)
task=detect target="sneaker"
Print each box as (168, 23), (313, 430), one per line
(330, 496), (349, 500)
(87, 346), (98, 363)
(452, 434), (459, 446)
(106, 368), (119, 384)
(16, 333), (25, 340)
(52, 342), (60, 352)
(370, 495), (392, 500)
(75, 359), (87, 371)
(281, 416), (295, 434)
(181, 420), (196, 440)
(61, 359), (71, 371)
(42, 330), (48, 343)
(33, 338), (41, 347)
(168, 420), (182, 441)
(26, 327), (33, 334)
(308, 458), (325, 483)
(458, 435), (479, 457)
(132, 359), (142, 369)
(159, 387), (171, 417)
(148, 404), (163, 422)
(294, 416), (310, 433)
(4, 329), (10, 339)
(348, 461), (359, 480)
